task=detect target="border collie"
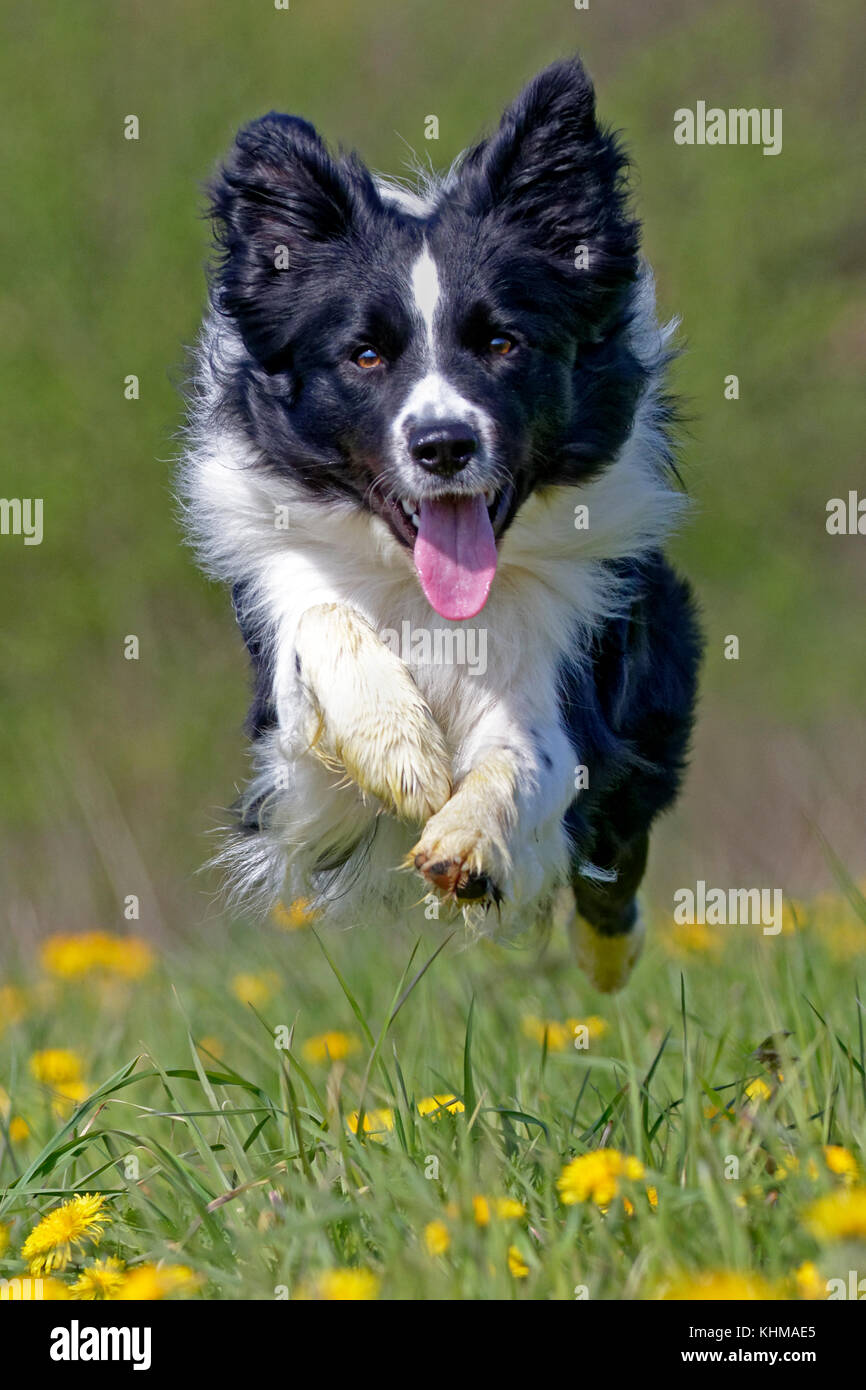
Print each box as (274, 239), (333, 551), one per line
(181, 56), (701, 992)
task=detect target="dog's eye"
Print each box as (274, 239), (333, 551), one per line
(353, 346), (385, 370)
(488, 335), (515, 356)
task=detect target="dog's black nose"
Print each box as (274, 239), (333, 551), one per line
(408, 422), (478, 476)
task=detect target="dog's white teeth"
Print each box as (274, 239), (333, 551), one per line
(411, 513), (420, 528)
(484, 489), (496, 508)
(400, 499), (414, 516)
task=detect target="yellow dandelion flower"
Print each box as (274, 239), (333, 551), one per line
(794, 1261), (826, 1300)
(40, 932), (154, 980)
(296, 1268), (380, 1301)
(36, 1067), (89, 1123)
(521, 1016), (572, 1051)
(663, 922), (724, 958)
(823, 1145), (859, 1180)
(271, 898), (321, 930)
(21, 1194), (109, 1276)
(579, 1015), (609, 1041)
(29, 1049), (84, 1087)
(424, 1220), (450, 1256)
(70, 1257), (126, 1300)
(27, 1051), (89, 1119)
(507, 1245), (529, 1278)
(116, 1263), (200, 1300)
(301, 1030), (359, 1064)
(492, 1197), (523, 1220)
(0, 984), (27, 1030)
(417, 1094), (465, 1119)
(522, 1014), (609, 1050)
(41, 1277), (74, 1300)
(745, 1077), (772, 1104)
(51, 1078), (90, 1119)
(57, 1077), (87, 1097)
(472, 1195), (491, 1227)
(557, 1149), (645, 1208)
(543, 1020), (573, 1050)
(107, 938), (154, 979)
(51, 1095), (86, 1122)
(40, 935), (100, 978)
(230, 971), (280, 1008)
(346, 1107), (394, 1141)
(197, 1036), (224, 1059)
(470, 1194), (525, 1224)
(660, 1271), (778, 1300)
(805, 1186), (866, 1241)
(0, 1222), (9, 1255)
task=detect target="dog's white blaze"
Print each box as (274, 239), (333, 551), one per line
(410, 247), (440, 350)
(396, 370), (478, 427)
(399, 246), (496, 465)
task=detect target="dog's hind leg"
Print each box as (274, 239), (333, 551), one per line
(568, 831), (649, 993)
(561, 556), (702, 989)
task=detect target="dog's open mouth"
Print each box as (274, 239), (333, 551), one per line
(376, 487), (513, 621)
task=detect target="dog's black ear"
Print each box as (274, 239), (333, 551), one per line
(455, 58), (639, 310)
(208, 113), (377, 360)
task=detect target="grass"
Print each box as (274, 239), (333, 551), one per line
(2, 889), (866, 1300)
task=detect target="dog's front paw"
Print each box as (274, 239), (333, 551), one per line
(409, 803), (509, 907)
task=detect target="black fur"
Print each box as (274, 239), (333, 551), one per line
(231, 580), (276, 738)
(561, 552), (702, 931)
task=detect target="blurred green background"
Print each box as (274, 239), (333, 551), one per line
(1, 0), (864, 950)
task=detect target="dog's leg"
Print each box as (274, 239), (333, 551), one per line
(561, 557), (702, 989)
(568, 832), (648, 993)
(293, 603), (452, 823)
(409, 747), (517, 904)
(410, 718), (574, 910)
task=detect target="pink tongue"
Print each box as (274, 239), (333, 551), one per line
(413, 494), (498, 620)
